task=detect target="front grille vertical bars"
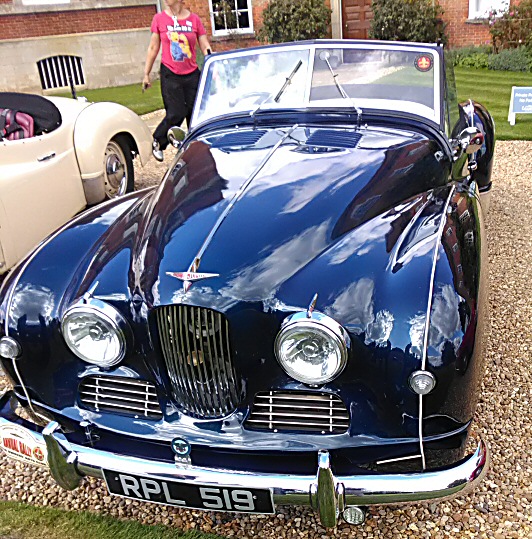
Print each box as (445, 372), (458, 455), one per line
(155, 305), (240, 418)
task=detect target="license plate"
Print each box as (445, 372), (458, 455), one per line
(103, 470), (275, 514)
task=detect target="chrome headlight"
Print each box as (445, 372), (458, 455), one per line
(275, 312), (349, 384)
(61, 298), (127, 368)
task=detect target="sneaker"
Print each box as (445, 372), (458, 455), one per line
(152, 140), (164, 162)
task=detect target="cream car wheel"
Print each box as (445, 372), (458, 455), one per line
(104, 137), (134, 199)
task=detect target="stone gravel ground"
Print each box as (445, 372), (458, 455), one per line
(1, 140), (532, 538)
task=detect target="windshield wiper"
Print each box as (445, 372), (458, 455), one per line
(250, 59), (303, 119)
(319, 51), (362, 127)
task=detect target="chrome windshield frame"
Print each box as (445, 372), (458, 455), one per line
(191, 41), (442, 129)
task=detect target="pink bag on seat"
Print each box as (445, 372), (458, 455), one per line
(0, 108), (34, 140)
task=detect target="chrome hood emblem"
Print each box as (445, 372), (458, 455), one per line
(166, 271), (219, 282)
(166, 269), (219, 293)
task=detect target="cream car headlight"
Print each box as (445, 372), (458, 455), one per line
(61, 298), (127, 368)
(275, 312), (349, 384)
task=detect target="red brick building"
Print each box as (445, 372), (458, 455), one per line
(337, 0), (508, 47)
(0, 0), (510, 94)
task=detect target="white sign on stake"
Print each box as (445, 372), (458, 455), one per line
(508, 86), (532, 125)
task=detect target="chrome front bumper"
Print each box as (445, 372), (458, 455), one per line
(0, 413), (488, 527)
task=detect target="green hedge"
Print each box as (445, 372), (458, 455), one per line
(257, 0), (331, 43)
(370, 0), (447, 44)
(449, 45), (532, 72)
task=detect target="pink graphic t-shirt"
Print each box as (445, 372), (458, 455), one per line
(151, 11), (206, 75)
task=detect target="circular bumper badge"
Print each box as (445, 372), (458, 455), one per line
(415, 54), (433, 72)
(171, 437), (191, 457)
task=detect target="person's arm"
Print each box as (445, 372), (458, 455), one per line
(198, 34), (212, 56)
(143, 32), (161, 89)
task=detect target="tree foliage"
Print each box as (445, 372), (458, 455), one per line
(257, 0), (332, 44)
(369, 0), (447, 44)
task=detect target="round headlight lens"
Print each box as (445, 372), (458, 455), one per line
(61, 302), (126, 368)
(275, 313), (349, 384)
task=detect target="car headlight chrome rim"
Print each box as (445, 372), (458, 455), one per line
(275, 312), (349, 385)
(61, 298), (127, 368)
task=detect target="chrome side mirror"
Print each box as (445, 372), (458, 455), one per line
(459, 126), (484, 154)
(167, 126), (187, 149)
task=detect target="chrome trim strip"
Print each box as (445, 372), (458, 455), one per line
(376, 454), (422, 466)
(0, 415), (488, 518)
(12, 359), (39, 419)
(183, 124), (299, 285)
(418, 185), (456, 469)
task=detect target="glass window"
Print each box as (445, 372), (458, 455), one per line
(311, 48), (437, 120)
(193, 44), (442, 127)
(196, 49), (309, 125)
(468, 0), (509, 19)
(210, 0), (253, 36)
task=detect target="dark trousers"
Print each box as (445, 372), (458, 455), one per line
(153, 64), (201, 150)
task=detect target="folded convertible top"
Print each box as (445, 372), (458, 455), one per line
(0, 92), (61, 134)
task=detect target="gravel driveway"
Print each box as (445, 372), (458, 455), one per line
(1, 140), (531, 538)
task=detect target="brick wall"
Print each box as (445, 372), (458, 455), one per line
(0, 5), (156, 40)
(440, 0), (492, 48)
(185, 0), (331, 51)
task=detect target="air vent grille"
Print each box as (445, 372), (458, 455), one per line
(79, 376), (162, 419)
(154, 305), (240, 418)
(210, 130), (266, 148)
(305, 129), (362, 149)
(246, 391), (349, 434)
(37, 55), (85, 91)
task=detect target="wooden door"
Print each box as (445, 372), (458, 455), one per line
(342, 0), (373, 39)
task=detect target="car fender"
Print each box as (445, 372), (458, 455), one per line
(73, 102), (153, 202)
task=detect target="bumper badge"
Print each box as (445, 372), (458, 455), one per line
(171, 437), (192, 466)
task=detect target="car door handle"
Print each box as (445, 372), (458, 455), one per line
(38, 152), (56, 162)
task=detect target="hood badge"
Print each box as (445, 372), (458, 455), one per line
(166, 262), (219, 292)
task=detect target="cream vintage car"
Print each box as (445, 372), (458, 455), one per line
(0, 92), (152, 275)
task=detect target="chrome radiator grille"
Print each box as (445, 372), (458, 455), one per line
(246, 391), (350, 434)
(79, 376), (162, 419)
(154, 305), (240, 418)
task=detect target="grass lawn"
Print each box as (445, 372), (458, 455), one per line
(455, 67), (532, 140)
(55, 80), (164, 116)
(0, 500), (221, 539)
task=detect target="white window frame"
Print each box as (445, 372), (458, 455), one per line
(209, 0), (254, 37)
(468, 0), (509, 19)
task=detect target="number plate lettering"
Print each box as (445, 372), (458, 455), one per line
(103, 470), (274, 514)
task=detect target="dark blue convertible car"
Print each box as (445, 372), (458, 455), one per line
(0, 40), (494, 527)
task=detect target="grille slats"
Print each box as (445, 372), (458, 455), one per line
(79, 376), (162, 419)
(155, 305), (240, 418)
(246, 391), (350, 434)
(210, 130), (266, 148)
(305, 129), (362, 149)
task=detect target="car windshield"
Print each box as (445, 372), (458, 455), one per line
(193, 43), (441, 127)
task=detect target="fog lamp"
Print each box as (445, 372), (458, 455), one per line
(409, 370), (436, 395)
(342, 506), (367, 526)
(0, 336), (21, 360)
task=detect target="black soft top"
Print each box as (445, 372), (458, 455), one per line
(0, 92), (62, 134)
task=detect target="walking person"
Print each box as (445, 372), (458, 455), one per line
(143, 0), (212, 162)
